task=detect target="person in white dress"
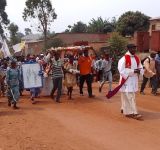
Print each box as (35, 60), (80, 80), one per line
(118, 44), (144, 120)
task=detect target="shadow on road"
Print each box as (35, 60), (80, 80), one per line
(140, 110), (160, 120)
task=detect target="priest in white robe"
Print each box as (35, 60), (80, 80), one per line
(118, 44), (144, 120)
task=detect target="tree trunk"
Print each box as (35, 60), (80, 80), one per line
(44, 29), (47, 51)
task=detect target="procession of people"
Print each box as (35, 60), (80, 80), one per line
(1, 45), (160, 121)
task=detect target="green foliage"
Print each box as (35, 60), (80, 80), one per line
(116, 11), (150, 36)
(88, 17), (105, 33)
(70, 21), (87, 33)
(104, 17), (117, 33)
(8, 23), (21, 45)
(47, 30), (56, 38)
(23, 0), (57, 49)
(17, 32), (25, 39)
(0, 0), (10, 35)
(88, 17), (116, 33)
(64, 17), (116, 33)
(108, 32), (128, 73)
(46, 38), (65, 49)
(64, 29), (70, 33)
(25, 28), (32, 35)
(64, 22), (87, 33)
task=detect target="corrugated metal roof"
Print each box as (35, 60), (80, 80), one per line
(22, 34), (42, 41)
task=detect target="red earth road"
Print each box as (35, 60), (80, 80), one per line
(0, 83), (160, 150)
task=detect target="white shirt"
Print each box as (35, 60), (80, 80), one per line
(118, 52), (143, 92)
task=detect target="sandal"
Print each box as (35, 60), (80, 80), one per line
(125, 114), (134, 118)
(133, 114), (143, 120)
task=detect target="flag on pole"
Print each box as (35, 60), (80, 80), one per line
(0, 50), (4, 58)
(13, 41), (25, 53)
(0, 35), (11, 58)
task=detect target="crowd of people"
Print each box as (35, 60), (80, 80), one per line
(0, 48), (112, 106)
(0, 45), (160, 120)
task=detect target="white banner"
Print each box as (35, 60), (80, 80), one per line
(22, 63), (43, 89)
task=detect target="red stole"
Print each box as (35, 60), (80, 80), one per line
(106, 54), (140, 99)
(125, 54), (140, 68)
(121, 54), (140, 83)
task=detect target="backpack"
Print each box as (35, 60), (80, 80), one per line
(141, 57), (150, 65)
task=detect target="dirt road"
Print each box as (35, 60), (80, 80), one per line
(0, 83), (160, 150)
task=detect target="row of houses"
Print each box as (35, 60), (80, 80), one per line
(21, 17), (160, 55)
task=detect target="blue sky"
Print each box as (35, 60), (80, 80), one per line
(6, 0), (160, 34)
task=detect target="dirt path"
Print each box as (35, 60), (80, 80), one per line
(0, 83), (160, 150)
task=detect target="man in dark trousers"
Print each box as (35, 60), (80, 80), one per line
(78, 48), (95, 98)
(155, 51), (160, 94)
(140, 51), (157, 95)
(50, 52), (64, 103)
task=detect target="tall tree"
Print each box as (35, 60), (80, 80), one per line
(17, 32), (25, 39)
(47, 30), (55, 38)
(25, 28), (32, 35)
(8, 23), (21, 45)
(23, 0), (57, 50)
(103, 17), (117, 33)
(70, 21), (87, 33)
(0, 0), (10, 36)
(87, 17), (116, 33)
(88, 17), (105, 33)
(64, 25), (72, 33)
(116, 11), (150, 36)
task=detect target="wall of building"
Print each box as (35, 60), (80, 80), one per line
(89, 42), (108, 52)
(149, 20), (160, 35)
(24, 40), (109, 56)
(24, 41), (44, 55)
(24, 31), (159, 56)
(150, 31), (160, 51)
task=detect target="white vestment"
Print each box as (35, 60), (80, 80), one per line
(118, 52), (143, 115)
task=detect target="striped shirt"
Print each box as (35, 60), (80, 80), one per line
(52, 59), (64, 79)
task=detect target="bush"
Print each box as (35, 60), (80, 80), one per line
(108, 32), (128, 74)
